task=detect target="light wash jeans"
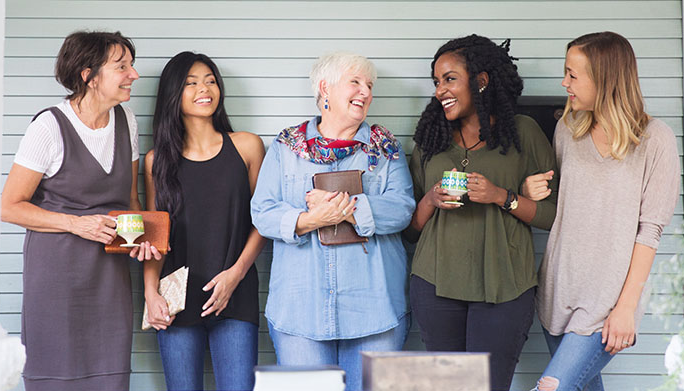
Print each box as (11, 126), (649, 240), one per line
(157, 317), (258, 391)
(268, 315), (410, 391)
(533, 329), (616, 391)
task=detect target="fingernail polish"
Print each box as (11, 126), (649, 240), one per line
(354, 197), (358, 201)
(353, 207), (357, 211)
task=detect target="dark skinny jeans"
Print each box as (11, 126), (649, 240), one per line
(410, 275), (535, 391)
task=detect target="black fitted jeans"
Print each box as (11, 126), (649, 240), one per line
(410, 275), (535, 391)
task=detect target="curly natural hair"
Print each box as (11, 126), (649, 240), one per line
(413, 34), (524, 164)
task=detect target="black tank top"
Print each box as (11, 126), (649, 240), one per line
(161, 131), (258, 326)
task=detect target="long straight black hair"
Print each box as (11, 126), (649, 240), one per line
(152, 52), (233, 217)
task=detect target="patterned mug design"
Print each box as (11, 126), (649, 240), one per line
(441, 170), (468, 196)
(116, 214), (144, 246)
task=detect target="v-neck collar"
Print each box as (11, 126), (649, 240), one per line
(62, 102), (118, 175)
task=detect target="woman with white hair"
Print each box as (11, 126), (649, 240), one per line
(251, 52), (415, 391)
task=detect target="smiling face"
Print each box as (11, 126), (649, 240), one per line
(562, 46), (598, 112)
(180, 61), (221, 120)
(432, 52), (476, 122)
(324, 67), (374, 126)
(89, 44), (138, 105)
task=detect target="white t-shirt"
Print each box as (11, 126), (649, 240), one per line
(14, 100), (139, 178)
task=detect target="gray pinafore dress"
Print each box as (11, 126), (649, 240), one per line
(22, 106), (133, 391)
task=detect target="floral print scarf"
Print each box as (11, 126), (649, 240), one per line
(276, 120), (401, 171)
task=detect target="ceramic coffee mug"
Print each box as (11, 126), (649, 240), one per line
(116, 214), (145, 247)
(441, 170), (468, 204)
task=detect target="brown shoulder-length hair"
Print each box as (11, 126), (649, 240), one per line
(562, 31), (650, 160)
(55, 31), (136, 102)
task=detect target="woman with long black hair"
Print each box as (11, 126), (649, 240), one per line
(405, 35), (558, 391)
(142, 52), (266, 391)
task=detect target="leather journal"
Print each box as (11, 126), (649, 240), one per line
(104, 210), (171, 254)
(312, 170), (368, 246)
(141, 266), (188, 331)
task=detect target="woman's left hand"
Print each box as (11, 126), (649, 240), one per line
(200, 266), (243, 317)
(466, 172), (506, 205)
(129, 241), (163, 262)
(602, 305), (636, 355)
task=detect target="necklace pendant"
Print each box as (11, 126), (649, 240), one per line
(461, 158), (469, 168)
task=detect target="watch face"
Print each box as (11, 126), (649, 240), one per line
(510, 199), (519, 210)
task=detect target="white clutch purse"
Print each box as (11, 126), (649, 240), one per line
(142, 266), (189, 331)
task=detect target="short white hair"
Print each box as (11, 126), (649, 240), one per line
(309, 52), (377, 104)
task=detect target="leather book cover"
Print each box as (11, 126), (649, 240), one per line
(312, 170), (368, 246)
(104, 210), (171, 254)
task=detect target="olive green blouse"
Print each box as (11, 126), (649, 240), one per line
(406, 115), (558, 304)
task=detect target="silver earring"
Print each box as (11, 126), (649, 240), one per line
(479, 85), (486, 93)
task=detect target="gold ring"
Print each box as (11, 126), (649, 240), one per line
(622, 341), (630, 346)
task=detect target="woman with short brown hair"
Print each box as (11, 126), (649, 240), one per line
(1, 30), (142, 391)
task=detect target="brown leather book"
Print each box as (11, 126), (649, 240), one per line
(104, 210), (171, 254)
(312, 170), (368, 246)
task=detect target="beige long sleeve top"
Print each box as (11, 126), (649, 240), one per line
(537, 118), (680, 336)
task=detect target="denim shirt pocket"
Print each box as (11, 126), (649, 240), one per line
(362, 174), (382, 196)
(283, 173), (314, 209)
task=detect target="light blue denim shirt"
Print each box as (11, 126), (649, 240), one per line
(251, 117), (415, 340)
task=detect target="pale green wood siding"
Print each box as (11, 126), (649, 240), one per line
(2, 1), (682, 390)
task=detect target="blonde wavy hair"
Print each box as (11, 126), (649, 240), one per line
(562, 32), (650, 160)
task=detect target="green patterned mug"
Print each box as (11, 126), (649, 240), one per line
(441, 170), (468, 203)
(116, 214), (144, 247)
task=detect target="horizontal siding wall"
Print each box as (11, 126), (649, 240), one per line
(2, 1), (683, 390)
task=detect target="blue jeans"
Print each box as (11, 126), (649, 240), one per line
(535, 329), (615, 391)
(157, 317), (258, 391)
(268, 315), (410, 391)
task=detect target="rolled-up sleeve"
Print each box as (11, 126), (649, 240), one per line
(353, 148), (415, 237)
(251, 143), (308, 245)
(635, 123), (680, 249)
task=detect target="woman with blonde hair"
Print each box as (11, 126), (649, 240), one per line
(526, 31), (680, 391)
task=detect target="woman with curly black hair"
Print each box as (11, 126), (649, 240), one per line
(405, 35), (558, 390)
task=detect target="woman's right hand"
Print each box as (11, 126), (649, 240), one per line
(130, 241), (164, 262)
(305, 189), (335, 211)
(425, 180), (462, 210)
(68, 214), (118, 244)
(308, 191), (357, 227)
(521, 170), (554, 201)
(144, 291), (175, 330)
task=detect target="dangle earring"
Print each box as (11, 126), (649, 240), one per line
(478, 85), (487, 94)
(324, 96), (329, 110)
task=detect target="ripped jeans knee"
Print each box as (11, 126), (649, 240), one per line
(531, 376), (560, 391)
